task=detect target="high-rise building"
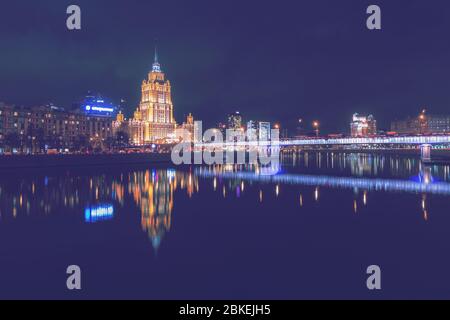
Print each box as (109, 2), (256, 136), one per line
(350, 113), (377, 137)
(227, 111), (242, 130)
(258, 122), (271, 142)
(247, 120), (258, 141)
(247, 120), (257, 131)
(130, 48), (176, 144)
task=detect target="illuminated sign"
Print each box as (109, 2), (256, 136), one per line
(84, 204), (114, 223)
(81, 95), (116, 116)
(85, 105), (114, 113)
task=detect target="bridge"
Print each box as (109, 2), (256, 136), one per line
(196, 135), (450, 162)
(197, 135), (450, 147)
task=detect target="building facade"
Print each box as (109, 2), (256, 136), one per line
(391, 114), (450, 134)
(130, 50), (176, 145)
(350, 113), (377, 137)
(258, 122), (271, 142)
(0, 103), (113, 153)
(227, 111), (242, 130)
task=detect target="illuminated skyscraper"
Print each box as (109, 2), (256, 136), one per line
(228, 111), (242, 130)
(258, 122), (271, 142)
(350, 113), (377, 137)
(247, 120), (258, 141)
(131, 48), (176, 144)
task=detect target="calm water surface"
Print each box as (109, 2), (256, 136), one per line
(1, 152), (450, 299)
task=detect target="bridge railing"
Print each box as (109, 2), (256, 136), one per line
(196, 135), (450, 148)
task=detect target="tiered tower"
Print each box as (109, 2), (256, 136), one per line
(131, 48), (176, 144)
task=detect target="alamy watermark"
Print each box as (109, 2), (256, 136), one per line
(171, 121), (280, 168)
(66, 265), (82, 290)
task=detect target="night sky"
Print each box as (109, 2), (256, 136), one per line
(1, 0), (450, 133)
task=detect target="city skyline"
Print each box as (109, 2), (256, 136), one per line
(2, 0), (450, 302)
(1, 1), (450, 133)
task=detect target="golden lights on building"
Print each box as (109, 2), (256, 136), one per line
(131, 48), (176, 144)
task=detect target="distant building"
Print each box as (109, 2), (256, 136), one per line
(182, 113), (194, 136)
(194, 120), (203, 144)
(112, 111), (129, 139)
(391, 114), (450, 134)
(174, 113), (195, 142)
(0, 103), (113, 153)
(247, 120), (258, 141)
(228, 111), (242, 130)
(350, 113), (377, 137)
(247, 120), (257, 131)
(258, 122), (271, 142)
(217, 122), (227, 136)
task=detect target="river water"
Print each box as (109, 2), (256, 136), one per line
(1, 152), (450, 299)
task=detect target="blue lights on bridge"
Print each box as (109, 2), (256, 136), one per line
(198, 135), (450, 148)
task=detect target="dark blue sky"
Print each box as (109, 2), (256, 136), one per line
(0, 0), (449, 132)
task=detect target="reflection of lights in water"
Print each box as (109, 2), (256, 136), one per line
(353, 200), (358, 213)
(166, 169), (176, 180)
(223, 185), (226, 198)
(363, 191), (367, 206)
(314, 187), (319, 202)
(241, 181), (245, 192)
(195, 169), (450, 196)
(275, 185), (279, 197)
(213, 178), (217, 191)
(259, 190), (263, 203)
(236, 186), (241, 198)
(85, 204), (114, 223)
(299, 194), (303, 207)
(421, 194), (428, 221)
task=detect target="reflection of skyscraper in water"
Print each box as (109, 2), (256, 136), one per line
(129, 169), (198, 252)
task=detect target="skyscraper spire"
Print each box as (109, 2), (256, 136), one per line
(152, 45), (161, 72)
(154, 45), (158, 64)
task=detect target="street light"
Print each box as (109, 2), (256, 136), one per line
(312, 121), (320, 137)
(418, 109), (427, 134)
